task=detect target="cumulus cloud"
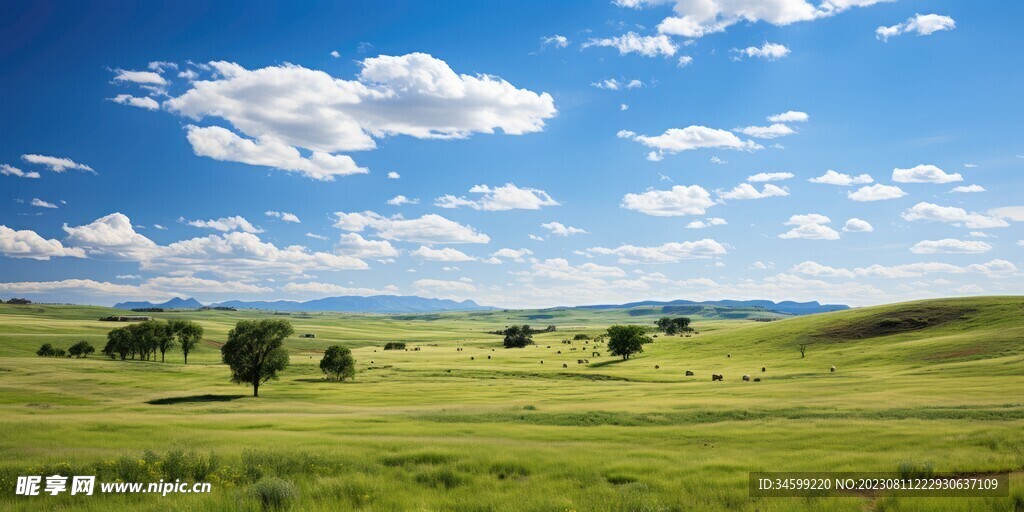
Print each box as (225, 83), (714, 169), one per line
(989, 206), (1024, 222)
(843, 218), (874, 232)
(280, 281), (395, 295)
(0, 164), (40, 179)
(333, 211), (489, 244)
(541, 221), (588, 237)
(184, 215), (264, 233)
(902, 202), (1009, 229)
(387, 171), (401, 179)
(677, 55), (694, 67)
(731, 42), (790, 61)
(891, 164), (963, 184)
(618, 126), (761, 160)
(411, 246), (478, 262)
(767, 111), (809, 123)
(411, 278), (477, 296)
(779, 213), (839, 240)
(491, 248), (533, 262)
(792, 259), (1016, 279)
(587, 239), (727, 264)
(735, 123), (795, 138)
(30, 198), (58, 209)
(910, 239), (992, 254)
(63, 213), (160, 260)
(112, 69), (167, 85)
(621, 185), (715, 216)
(581, 32), (677, 57)
(0, 225), (85, 260)
(877, 13), (956, 42)
(386, 195), (419, 206)
(718, 183), (789, 200)
(951, 185), (985, 193)
(686, 217), (727, 229)
(847, 184), (907, 201)
(22, 154), (95, 174)
(541, 34), (570, 48)
(644, 0), (889, 38)
(335, 233), (399, 258)
(808, 170), (873, 186)
(435, 184), (558, 211)
(109, 94), (160, 110)
(525, 258), (627, 281)
(265, 211), (300, 223)
(747, 172), (794, 182)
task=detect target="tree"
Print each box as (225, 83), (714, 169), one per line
(146, 321), (176, 362)
(103, 327), (131, 360)
(68, 340), (95, 358)
(170, 320), (204, 364)
(798, 343), (808, 358)
(36, 343), (56, 357)
(221, 319), (293, 397)
(656, 317), (691, 335)
(5, 298), (31, 305)
(502, 325), (533, 348)
(319, 345), (356, 381)
(606, 325), (653, 360)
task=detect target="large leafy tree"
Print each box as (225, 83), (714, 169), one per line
(221, 319), (293, 397)
(656, 317), (691, 335)
(319, 345), (356, 381)
(170, 320), (204, 364)
(502, 325), (533, 348)
(607, 325), (653, 360)
(68, 340), (95, 358)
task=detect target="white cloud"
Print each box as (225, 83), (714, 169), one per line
(902, 202), (1009, 229)
(528, 234), (545, 241)
(541, 34), (570, 48)
(718, 183), (789, 200)
(951, 185), (985, 193)
(387, 171), (401, 179)
(541, 221), (588, 237)
(877, 13), (956, 42)
(677, 55), (694, 67)
(582, 32), (677, 57)
(847, 184), (907, 201)
(185, 215), (264, 233)
(153, 224), (167, 230)
(386, 195), (419, 206)
(280, 281), (393, 296)
(792, 259), (1016, 279)
(112, 69), (167, 85)
(411, 278), (477, 295)
(0, 276), (270, 299)
(305, 232), (329, 241)
(30, 198), (58, 209)
(527, 258), (628, 281)
(63, 213), (160, 260)
(265, 211), (301, 223)
(109, 94), (160, 110)
(619, 126), (761, 160)
(686, 217), (727, 229)
(435, 184), (558, 211)
(184, 125), (367, 181)
(333, 211), (490, 244)
(22, 154), (95, 174)
(779, 213), (840, 240)
(910, 239), (992, 254)
(842, 218), (874, 232)
(731, 42), (790, 61)
(650, 0), (889, 38)
(736, 123), (795, 139)
(491, 248), (533, 262)
(621, 185), (715, 216)
(808, 170), (873, 186)
(0, 225), (85, 260)
(767, 111), (809, 123)
(790, 261), (855, 278)
(620, 103), (629, 111)
(0, 164), (40, 179)
(335, 232), (399, 258)
(891, 164), (963, 184)
(747, 172), (794, 182)
(411, 246), (477, 262)
(587, 239), (727, 264)
(330, 50), (341, 58)
(592, 78), (622, 90)
(710, 156), (727, 165)
(987, 206), (1024, 222)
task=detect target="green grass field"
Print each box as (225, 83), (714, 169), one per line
(1, 297), (1022, 511)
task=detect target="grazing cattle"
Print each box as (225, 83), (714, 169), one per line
(540, 360), (544, 364)
(753, 377), (761, 382)
(487, 355), (491, 359)
(562, 363), (568, 368)
(655, 365), (660, 369)
(577, 359), (584, 364)
(727, 353), (731, 358)
(742, 375), (750, 381)
(761, 366), (766, 372)
(584, 359), (589, 364)
(830, 366), (836, 373)
(712, 374), (724, 381)
(557, 350), (562, 354)
(470, 356), (475, 360)
(685, 370), (694, 376)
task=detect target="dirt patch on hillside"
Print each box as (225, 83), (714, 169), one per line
(811, 306), (975, 341)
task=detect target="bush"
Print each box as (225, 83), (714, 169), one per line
(252, 477), (298, 511)
(68, 340), (95, 358)
(36, 343), (56, 357)
(573, 334), (590, 340)
(383, 342), (406, 350)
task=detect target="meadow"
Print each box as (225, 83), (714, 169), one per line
(0, 297), (1022, 511)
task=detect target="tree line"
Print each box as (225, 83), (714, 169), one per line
(102, 319), (204, 363)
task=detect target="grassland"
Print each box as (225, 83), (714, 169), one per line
(0, 297), (1022, 511)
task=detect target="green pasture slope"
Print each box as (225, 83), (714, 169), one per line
(0, 296), (1022, 511)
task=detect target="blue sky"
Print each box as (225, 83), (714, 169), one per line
(1, 0), (1022, 308)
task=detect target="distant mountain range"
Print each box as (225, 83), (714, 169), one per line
(114, 297), (204, 310)
(115, 295), (493, 313)
(574, 299), (849, 316)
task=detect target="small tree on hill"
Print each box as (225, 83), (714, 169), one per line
(170, 320), (204, 364)
(656, 317), (692, 335)
(221, 319), (293, 397)
(68, 340), (95, 358)
(502, 325), (533, 348)
(607, 325), (653, 360)
(36, 343), (57, 357)
(798, 343), (808, 358)
(320, 345), (356, 381)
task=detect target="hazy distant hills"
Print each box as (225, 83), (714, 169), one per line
(113, 297), (204, 310)
(574, 299), (849, 316)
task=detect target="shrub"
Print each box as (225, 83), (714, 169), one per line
(573, 334), (590, 340)
(383, 342), (406, 350)
(252, 477), (298, 511)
